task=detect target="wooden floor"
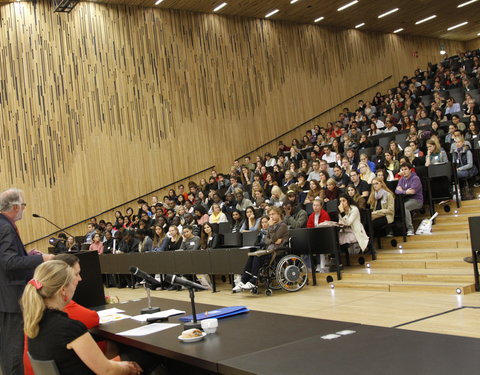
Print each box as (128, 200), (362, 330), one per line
(106, 280), (480, 339)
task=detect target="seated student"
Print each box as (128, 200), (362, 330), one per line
(136, 229), (153, 253)
(358, 162), (375, 184)
(304, 179), (325, 204)
(367, 177), (395, 237)
(283, 201), (308, 229)
(332, 165), (350, 189)
(178, 225), (200, 251)
(384, 151), (400, 176)
(306, 198), (331, 228)
(226, 209), (242, 233)
(150, 225), (167, 252)
(324, 178), (340, 203)
(88, 233), (104, 254)
(232, 208), (288, 292)
(200, 222), (220, 249)
(338, 194), (370, 254)
(395, 162), (423, 236)
(65, 235), (80, 252)
(346, 184), (367, 210)
(349, 170), (370, 198)
(22, 261), (142, 375)
(269, 186), (285, 207)
(243, 206), (261, 232)
(452, 136), (478, 199)
(162, 225), (183, 251)
(209, 203), (228, 224)
(193, 205), (210, 226)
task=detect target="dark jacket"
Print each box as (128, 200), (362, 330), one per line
(0, 214), (43, 313)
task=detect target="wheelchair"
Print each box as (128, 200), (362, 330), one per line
(248, 248), (308, 296)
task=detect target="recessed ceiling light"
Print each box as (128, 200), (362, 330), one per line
(355, 23), (365, 29)
(447, 21), (468, 31)
(415, 15), (437, 25)
(213, 2), (227, 12)
(378, 8), (399, 18)
(337, 1), (359, 12)
(154, 0), (163, 5)
(393, 28), (404, 33)
(478, 32), (480, 36)
(458, 0), (478, 7)
(290, 0), (299, 3)
(265, 9), (279, 18)
(314, 17), (325, 23)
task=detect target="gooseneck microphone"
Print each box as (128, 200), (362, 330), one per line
(32, 213), (76, 240)
(128, 266), (161, 314)
(164, 274), (209, 291)
(129, 266), (162, 287)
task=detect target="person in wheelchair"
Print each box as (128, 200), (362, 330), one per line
(232, 207), (288, 292)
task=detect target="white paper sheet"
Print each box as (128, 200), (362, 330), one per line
(130, 309), (185, 322)
(117, 323), (179, 336)
(97, 307), (126, 317)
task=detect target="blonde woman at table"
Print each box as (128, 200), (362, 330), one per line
(22, 260), (142, 375)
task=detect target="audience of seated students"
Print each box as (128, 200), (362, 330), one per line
(83, 50), (479, 274)
(367, 177), (395, 237)
(233, 207), (288, 292)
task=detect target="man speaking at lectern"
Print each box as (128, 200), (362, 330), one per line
(0, 188), (53, 375)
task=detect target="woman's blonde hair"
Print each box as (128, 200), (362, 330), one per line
(367, 177), (393, 207)
(21, 260), (74, 338)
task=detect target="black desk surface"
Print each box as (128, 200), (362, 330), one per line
(92, 297), (357, 373)
(218, 325), (480, 375)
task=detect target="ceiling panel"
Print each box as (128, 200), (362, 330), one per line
(86, 0), (480, 42)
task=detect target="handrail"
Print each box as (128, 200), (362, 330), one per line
(239, 75), (393, 159)
(25, 165), (215, 245)
(27, 76), (392, 246)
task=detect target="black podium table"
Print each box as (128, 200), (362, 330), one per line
(92, 298), (358, 373)
(218, 325), (480, 375)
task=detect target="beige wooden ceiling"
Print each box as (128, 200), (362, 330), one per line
(1, 0), (478, 42)
(87, 0), (480, 42)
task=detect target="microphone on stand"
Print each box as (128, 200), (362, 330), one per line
(129, 266), (161, 314)
(32, 213), (79, 250)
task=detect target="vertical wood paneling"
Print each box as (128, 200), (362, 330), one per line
(0, 1), (464, 244)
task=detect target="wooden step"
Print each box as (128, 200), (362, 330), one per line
(333, 279), (475, 294)
(368, 260), (426, 268)
(376, 251), (437, 260)
(425, 259), (472, 269)
(402, 273), (474, 283)
(389, 281), (475, 295)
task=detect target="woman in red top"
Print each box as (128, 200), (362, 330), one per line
(307, 198), (331, 228)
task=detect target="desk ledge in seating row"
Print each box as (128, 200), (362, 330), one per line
(98, 226), (340, 276)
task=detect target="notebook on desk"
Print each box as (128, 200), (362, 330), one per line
(179, 306), (249, 322)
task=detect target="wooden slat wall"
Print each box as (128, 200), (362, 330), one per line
(466, 38), (480, 51)
(0, 1), (464, 245)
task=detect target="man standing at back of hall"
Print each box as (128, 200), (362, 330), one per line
(0, 188), (53, 375)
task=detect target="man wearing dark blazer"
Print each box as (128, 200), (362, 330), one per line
(0, 188), (53, 375)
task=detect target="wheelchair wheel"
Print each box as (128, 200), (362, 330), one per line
(265, 289), (272, 297)
(259, 263), (282, 290)
(275, 255), (308, 292)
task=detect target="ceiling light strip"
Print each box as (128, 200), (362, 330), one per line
(447, 21), (468, 31)
(213, 2), (227, 12)
(314, 17), (324, 23)
(337, 1), (359, 12)
(393, 28), (404, 33)
(355, 23), (365, 29)
(265, 9), (279, 18)
(457, 0), (478, 8)
(415, 15), (437, 25)
(154, 0), (163, 5)
(290, 0), (299, 3)
(378, 8), (399, 18)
